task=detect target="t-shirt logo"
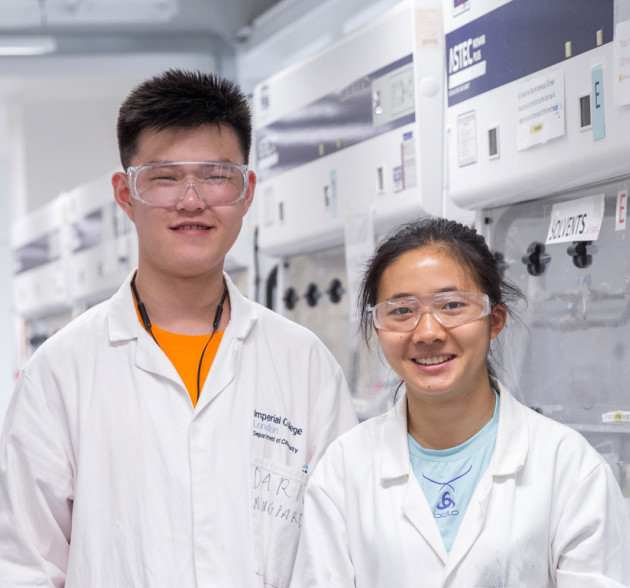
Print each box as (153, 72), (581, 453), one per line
(437, 491), (456, 510)
(423, 465), (472, 512)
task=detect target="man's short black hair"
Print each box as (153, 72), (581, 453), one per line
(117, 69), (252, 169)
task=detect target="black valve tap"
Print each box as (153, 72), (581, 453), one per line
(304, 283), (322, 307)
(567, 241), (597, 269)
(522, 242), (550, 276)
(326, 278), (344, 304)
(283, 287), (299, 310)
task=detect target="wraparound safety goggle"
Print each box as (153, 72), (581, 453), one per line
(126, 161), (249, 207)
(369, 291), (492, 332)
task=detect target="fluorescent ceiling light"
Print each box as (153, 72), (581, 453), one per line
(0, 36), (57, 56)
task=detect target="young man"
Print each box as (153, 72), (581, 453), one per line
(0, 70), (357, 587)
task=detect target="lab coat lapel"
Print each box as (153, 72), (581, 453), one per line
(443, 470), (492, 575)
(444, 383), (529, 578)
(108, 271), (185, 386)
(133, 327), (182, 383)
(381, 394), (449, 564)
(194, 335), (236, 410)
(194, 274), (257, 411)
(402, 473), (449, 564)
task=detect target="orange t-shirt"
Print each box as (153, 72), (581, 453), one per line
(149, 325), (224, 407)
(134, 300), (224, 406)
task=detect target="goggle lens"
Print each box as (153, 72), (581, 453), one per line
(370, 291), (491, 332)
(128, 162), (248, 207)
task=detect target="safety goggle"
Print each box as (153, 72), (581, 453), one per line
(369, 291), (492, 332)
(126, 161), (249, 207)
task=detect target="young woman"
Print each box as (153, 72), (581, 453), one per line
(292, 217), (629, 587)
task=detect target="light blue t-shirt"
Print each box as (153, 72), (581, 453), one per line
(408, 391), (499, 553)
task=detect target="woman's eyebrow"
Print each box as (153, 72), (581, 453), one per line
(387, 286), (460, 300)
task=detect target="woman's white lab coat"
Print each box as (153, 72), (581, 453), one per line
(292, 383), (630, 587)
(0, 272), (358, 588)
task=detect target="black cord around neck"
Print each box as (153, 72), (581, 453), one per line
(131, 272), (159, 346)
(130, 272), (229, 403)
(196, 283), (228, 402)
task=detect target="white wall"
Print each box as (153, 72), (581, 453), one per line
(21, 97), (121, 212)
(3, 52), (220, 218)
(0, 103), (17, 420)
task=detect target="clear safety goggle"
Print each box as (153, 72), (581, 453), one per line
(369, 291), (492, 332)
(126, 161), (249, 208)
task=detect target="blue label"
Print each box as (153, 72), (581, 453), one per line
(591, 64), (606, 140)
(256, 55), (415, 182)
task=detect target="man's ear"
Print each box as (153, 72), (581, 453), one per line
(112, 171), (135, 222)
(241, 170), (256, 216)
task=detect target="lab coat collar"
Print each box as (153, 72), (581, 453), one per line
(489, 380), (529, 476)
(107, 270), (140, 342)
(380, 392), (412, 481)
(107, 269), (258, 344)
(378, 381), (529, 481)
(106, 269), (259, 407)
(223, 273), (257, 341)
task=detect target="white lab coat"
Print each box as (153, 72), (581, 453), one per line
(292, 383), (630, 587)
(0, 272), (358, 588)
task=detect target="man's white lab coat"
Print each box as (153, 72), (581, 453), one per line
(0, 272), (357, 588)
(292, 383), (630, 587)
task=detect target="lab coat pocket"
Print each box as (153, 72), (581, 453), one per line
(250, 455), (308, 588)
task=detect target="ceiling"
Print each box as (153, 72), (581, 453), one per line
(0, 0), (399, 99)
(0, 0), (303, 99)
(0, 0), (284, 49)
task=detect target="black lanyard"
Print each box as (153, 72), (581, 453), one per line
(130, 272), (228, 402)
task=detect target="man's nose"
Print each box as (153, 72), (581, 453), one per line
(176, 183), (206, 210)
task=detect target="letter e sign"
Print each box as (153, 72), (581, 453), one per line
(616, 190), (628, 231)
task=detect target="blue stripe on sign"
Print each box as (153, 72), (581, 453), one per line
(446, 0), (614, 107)
(255, 54), (415, 182)
(591, 64), (606, 140)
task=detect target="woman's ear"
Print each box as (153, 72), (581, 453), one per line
(489, 304), (507, 340)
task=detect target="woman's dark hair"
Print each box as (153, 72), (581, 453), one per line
(358, 216), (524, 379)
(117, 69), (252, 169)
